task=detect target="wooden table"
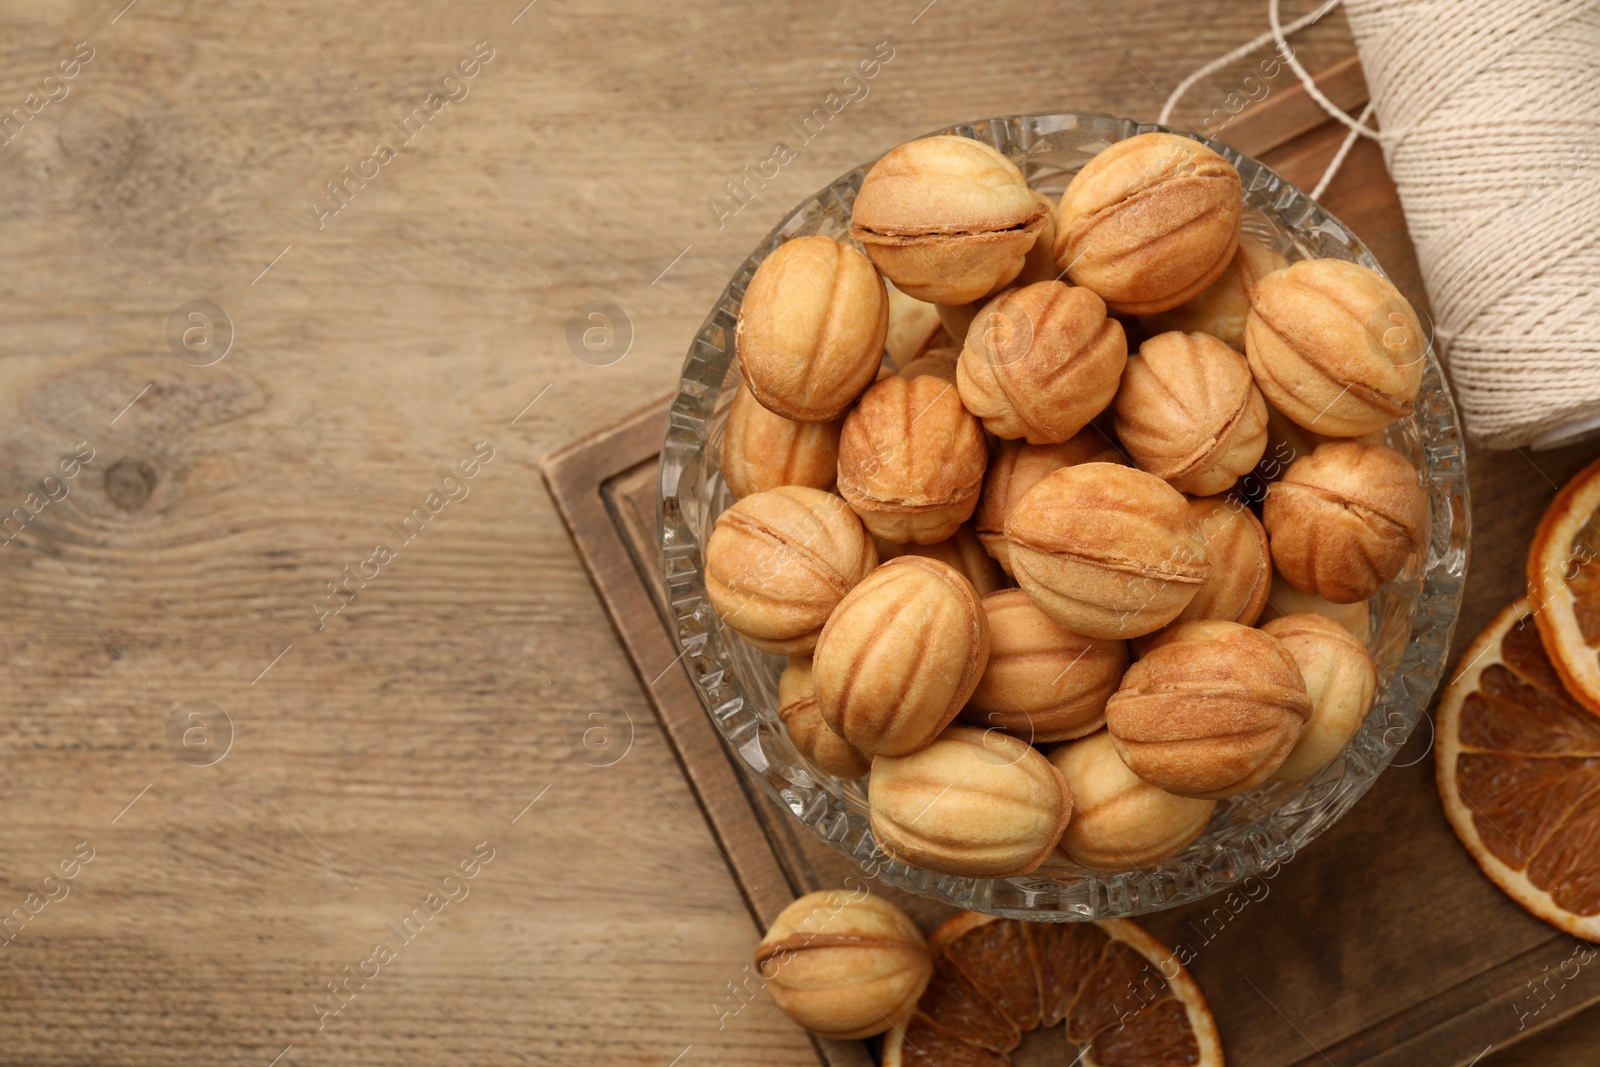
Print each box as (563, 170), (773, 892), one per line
(0, 2), (1591, 1065)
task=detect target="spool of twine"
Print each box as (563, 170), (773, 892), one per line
(1173, 0), (1600, 450)
(1340, 0), (1600, 450)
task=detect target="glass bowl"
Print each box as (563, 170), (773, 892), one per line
(657, 111), (1470, 921)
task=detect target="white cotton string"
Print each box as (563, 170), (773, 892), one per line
(1310, 100), (1375, 199)
(1158, 0), (1342, 126)
(1341, 0), (1600, 449)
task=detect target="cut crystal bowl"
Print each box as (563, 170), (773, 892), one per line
(657, 111), (1469, 920)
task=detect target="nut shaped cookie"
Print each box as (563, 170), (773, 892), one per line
(754, 890), (931, 1039)
(1104, 620), (1311, 799)
(896, 346), (960, 384)
(720, 376), (841, 498)
(963, 589), (1128, 743)
(1172, 496), (1271, 627)
(737, 235), (888, 422)
(1245, 258), (1424, 437)
(1258, 567), (1372, 643)
(850, 136), (1048, 304)
(885, 285), (947, 368)
(1261, 613), (1379, 781)
(1139, 235), (1287, 351)
(814, 556), (990, 757)
(1049, 731), (1216, 870)
(704, 486), (878, 655)
(1113, 330), (1268, 496)
(878, 523), (1005, 596)
(1004, 463), (1209, 639)
(974, 431), (1125, 576)
(957, 282), (1128, 444)
(869, 726), (1072, 877)
(836, 374), (988, 544)
(779, 658), (872, 779)
(1262, 441), (1427, 603)
(1055, 132), (1243, 315)
(1012, 189), (1062, 287)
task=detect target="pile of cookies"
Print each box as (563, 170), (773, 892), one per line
(705, 131), (1427, 879)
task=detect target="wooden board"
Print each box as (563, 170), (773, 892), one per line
(542, 59), (1600, 1067)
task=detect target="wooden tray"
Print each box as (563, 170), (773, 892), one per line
(542, 61), (1600, 1067)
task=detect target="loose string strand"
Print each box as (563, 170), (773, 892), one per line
(1157, 0), (1342, 126)
(1267, 0), (1387, 142)
(1310, 100), (1376, 199)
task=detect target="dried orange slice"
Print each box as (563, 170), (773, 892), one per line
(882, 911), (1223, 1067)
(1435, 599), (1600, 939)
(1528, 454), (1600, 716)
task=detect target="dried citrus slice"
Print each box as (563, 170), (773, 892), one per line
(934, 912), (1043, 1031)
(1528, 454), (1600, 716)
(883, 911), (1223, 1067)
(1435, 599), (1600, 938)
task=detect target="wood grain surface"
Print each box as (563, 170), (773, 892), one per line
(0, 1), (1594, 1065)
